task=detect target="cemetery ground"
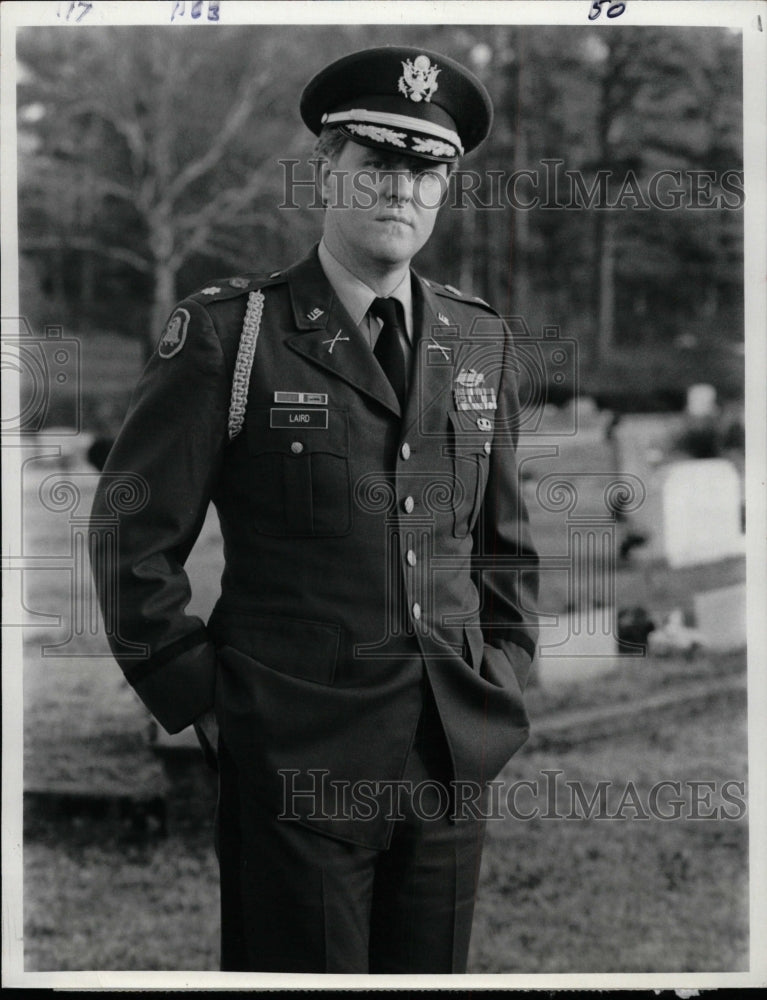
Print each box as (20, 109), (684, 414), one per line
(22, 644), (748, 973)
(16, 460), (749, 975)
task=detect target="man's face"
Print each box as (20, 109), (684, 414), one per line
(320, 140), (450, 271)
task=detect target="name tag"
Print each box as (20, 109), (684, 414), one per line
(270, 408), (328, 429)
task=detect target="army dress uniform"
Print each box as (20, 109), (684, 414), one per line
(91, 46), (539, 974)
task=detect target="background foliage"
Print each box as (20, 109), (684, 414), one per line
(16, 24), (744, 425)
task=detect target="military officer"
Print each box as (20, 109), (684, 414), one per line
(91, 45), (539, 974)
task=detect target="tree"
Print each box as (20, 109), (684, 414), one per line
(17, 23), (743, 399)
(18, 26), (316, 355)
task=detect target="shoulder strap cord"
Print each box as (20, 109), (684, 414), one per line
(227, 290), (265, 440)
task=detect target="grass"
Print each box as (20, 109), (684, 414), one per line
(22, 679), (747, 973)
(24, 832), (220, 972)
(469, 681), (748, 973)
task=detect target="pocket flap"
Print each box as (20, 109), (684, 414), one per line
(448, 409), (493, 453)
(215, 611), (340, 685)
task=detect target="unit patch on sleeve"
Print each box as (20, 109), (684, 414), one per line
(158, 308), (190, 359)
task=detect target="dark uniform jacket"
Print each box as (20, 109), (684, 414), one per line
(91, 246), (539, 848)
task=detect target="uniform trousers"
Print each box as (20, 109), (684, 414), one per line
(215, 689), (487, 973)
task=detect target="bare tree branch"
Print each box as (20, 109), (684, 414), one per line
(21, 237), (152, 274)
(163, 66), (272, 205)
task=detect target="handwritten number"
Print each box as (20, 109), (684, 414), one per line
(58, 1), (92, 20)
(588, 0), (626, 19)
(171, 0), (221, 21)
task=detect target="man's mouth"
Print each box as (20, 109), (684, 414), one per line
(376, 213), (413, 226)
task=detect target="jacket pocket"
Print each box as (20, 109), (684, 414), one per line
(448, 410), (490, 538)
(213, 610), (341, 686)
(245, 407), (351, 536)
(463, 622), (486, 672)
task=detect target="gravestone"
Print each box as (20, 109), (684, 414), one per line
(610, 413), (686, 560)
(535, 605), (620, 688)
(693, 583), (747, 651)
(686, 383), (717, 418)
(660, 459), (744, 568)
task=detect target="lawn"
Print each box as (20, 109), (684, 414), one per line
(22, 673), (747, 973)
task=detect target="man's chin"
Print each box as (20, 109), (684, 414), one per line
(366, 232), (424, 265)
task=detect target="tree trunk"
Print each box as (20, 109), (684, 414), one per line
(148, 256), (177, 363)
(509, 32), (530, 321)
(459, 205), (476, 292)
(596, 212), (617, 365)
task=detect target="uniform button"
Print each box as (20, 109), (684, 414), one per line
(406, 549), (417, 567)
(401, 442), (411, 460)
(403, 496), (414, 513)
(291, 441), (304, 454)
(484, 441), (492, 455)
(412, 603), (422, 621)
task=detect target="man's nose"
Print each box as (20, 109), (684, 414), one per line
(381, 169), (415, 201)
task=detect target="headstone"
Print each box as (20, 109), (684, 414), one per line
(611, 414), (686, 560)
(686, 383), (717, 418)
(570, 395), (599, 421)
(661, 459), (744, 568)
(693, 583), (747, 651)
(535, 605), (620, 687)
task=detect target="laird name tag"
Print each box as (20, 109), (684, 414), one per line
(270, 408), (328, 429)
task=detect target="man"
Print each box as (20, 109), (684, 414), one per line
(91, 45), (539, 974)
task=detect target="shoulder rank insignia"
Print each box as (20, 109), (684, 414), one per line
(229, 277), (250, 289)
(158, 308), (190, 359)
(200, 286), (222, 296)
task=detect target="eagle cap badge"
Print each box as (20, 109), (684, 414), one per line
(398, 55), (440, 103)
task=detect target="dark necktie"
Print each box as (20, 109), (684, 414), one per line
(371, 297), (407, 408)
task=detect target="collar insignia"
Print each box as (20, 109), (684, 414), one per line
(307, 307), (324, 321)
(427, 338), (451, 362)
(322, 329), (349, 354)
(398, 55), (440, 103)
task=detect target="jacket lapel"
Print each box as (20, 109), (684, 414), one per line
(284, 248), (402, 417)
(402, 273), (457, 435)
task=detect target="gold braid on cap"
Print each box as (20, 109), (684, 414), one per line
(228, 290), (264, 440)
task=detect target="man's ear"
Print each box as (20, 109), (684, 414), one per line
(317, 157), (333, 208)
